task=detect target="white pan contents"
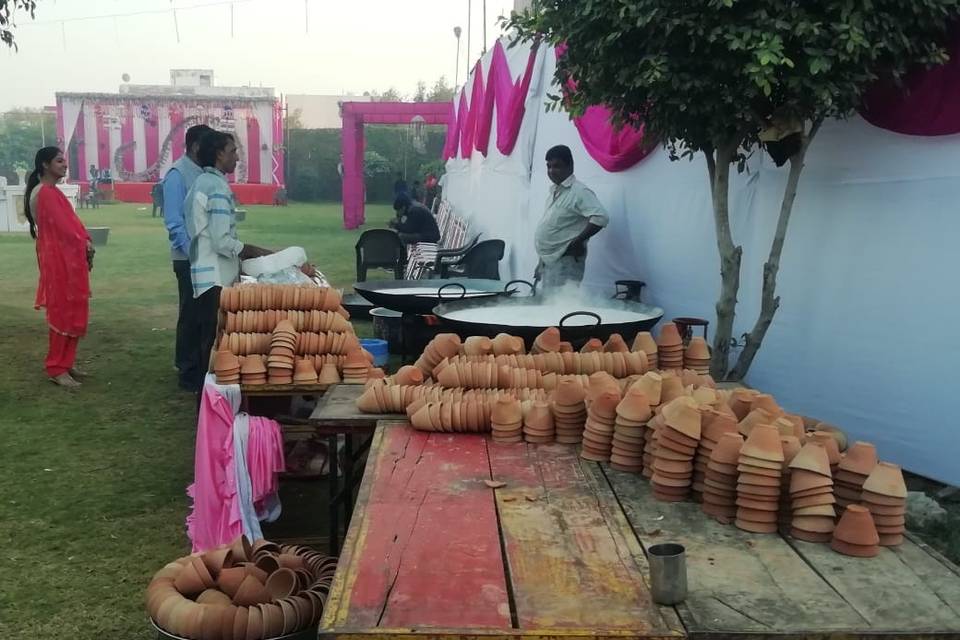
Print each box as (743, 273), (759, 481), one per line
(442, 305), (647, 327)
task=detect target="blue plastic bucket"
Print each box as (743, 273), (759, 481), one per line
(360, 338), (389, 367)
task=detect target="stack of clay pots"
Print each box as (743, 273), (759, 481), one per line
(683, 337), (711, 374)
(632, 332), (659, 370)
(860, 462), (907, 546)
(609, 386), (652, 472)
(777, 436), (802, 534)
(735, 424), (784, 534)
(603, 333), (630, 353)
(340, 350), (370, 384)
(491, 395), (523, 443)
(642, 413), (661, 479)
(408, 398), (496, 433)
(223, 310), (350, 336)
(659, 372), (686, 405)
(580, 390), (620, 462)
(831, 505), (881, 557)
(727, 388), (760, 421)
(692, 408), (739, 499)
(809, 430), (843, 475)
(267, 321), (297, 385)
(651, 397), (701, 502)
(146, 536), (337, 640)
(414, 334), (462, 376)
(834, 441), (878, 513)
(491, 333), (525, 356)
(581, 338), (603, 353)
(697, 432), (741, 522)
(293, 359), (318, 384)
(462, 335), (494, 356)
(523, 401), (555, 443)
(656, 322), (684, 370)
(531, 327), (561, 354)
(241, 355), (268, 386)
(214, 351), (241, 385)
(552, 378), (588, 444)
(787, 442), (837, 542)
(318, 362), (342, 385)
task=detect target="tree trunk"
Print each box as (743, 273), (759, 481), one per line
(726, 121), (822, 381)
(707, 143), (742, 380)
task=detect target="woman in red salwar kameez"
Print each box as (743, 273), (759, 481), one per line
(23, 147), (95, 389)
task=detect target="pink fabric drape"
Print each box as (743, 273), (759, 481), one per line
(187, 384), (241, 553)
(459, 65), (485, 158)
(859, 30), (960, 136)
(187, 384), (286, 553)
(555, 45), (655, 172)
(443, 42), (541, 160)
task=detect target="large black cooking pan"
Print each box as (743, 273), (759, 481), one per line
(432, 291), (664, 348)
(352, 279), (523, 315)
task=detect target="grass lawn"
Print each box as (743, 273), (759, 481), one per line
(0, 201), (392, 640)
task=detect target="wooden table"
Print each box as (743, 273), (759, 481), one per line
(305, 385), (407, 554)
(320, 422), (960, 640)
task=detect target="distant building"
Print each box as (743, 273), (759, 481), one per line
(56, 69), (283, 187)
(285, 94), (374, 130)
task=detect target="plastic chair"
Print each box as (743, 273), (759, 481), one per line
(438, 239), (505, 280)
(355, 229), (405, 282)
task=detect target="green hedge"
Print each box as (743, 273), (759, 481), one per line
(286, 125), (446, 203)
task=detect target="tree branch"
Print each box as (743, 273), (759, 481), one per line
(727, 119), (822, 381)
(708, 140), (743, 380)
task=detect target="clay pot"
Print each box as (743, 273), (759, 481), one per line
(830, 538), (880, 557)
(554, 379), (586, 406)
(533, 327), (562, 353)
(217, 566), (248, 599)
(738, 408), (776, 437)
(660, 396), (701, 439)
(277, 553), (305, 571)
(657, 322), (682, 347)
(837, 441), (877, 477)
(233, 575), (271, 606)
(780, 436), (802, 466)
(174, 558), (208, 597)
(789, 469), (834, 494)
(266, 567), (298, 601)
(728, 388), (760, 420)
(259, 602), (286, 638)
(740, 424), (784, 462)
(492, 396), (522, 424)
(788, 442), (832, 477)
(659, 374), (686, 404)
(244, 604), (264, 640)
(255, 553), (281, 576)
(604, 333), (630, 353)
(277, 598), (300, 635)
(197, 588), (233, 606)
(750, 393), (783, 417)
(810, 431), (842, 466)
(616, 387), (653, 423)
(240, 562), (269, 584)
(862, 462), (907, 499)
(631, 372), (662, 406)
(685, 336), (710, 360)
(632, 331), (658, 354)
(201, 548), (234, 578)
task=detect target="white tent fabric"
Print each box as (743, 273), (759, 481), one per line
(444, 38), (960, 486)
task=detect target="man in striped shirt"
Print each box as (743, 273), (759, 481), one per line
(185, 130), (271, 391)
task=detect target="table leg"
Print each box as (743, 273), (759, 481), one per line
(343, 434), (355, 517)
(327, 434), (339, 555)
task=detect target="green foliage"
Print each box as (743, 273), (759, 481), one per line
(0, 0), (36, 49)
(0, 109), (56, 182)
(413, 81), (428, 103)
(427, 76), (457, 102)
(285, 126), (446, 202)
(509, 0), (960, 156)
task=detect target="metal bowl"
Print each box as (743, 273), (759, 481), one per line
(432, 294), (664, 348)
(352, 278), (518, 315)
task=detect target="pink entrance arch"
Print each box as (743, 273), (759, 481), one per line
(340, 101), (450, 229)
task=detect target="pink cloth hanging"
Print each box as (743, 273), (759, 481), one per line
(859, 29), (960, 136)
(555, 45), (655, 172)
(476, 40), (542, 156)
(187, 384), (287, 553)
(460, 64), (486, 158)
(186, 384), (243, 553)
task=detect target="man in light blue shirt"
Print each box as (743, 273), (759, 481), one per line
(163, 123), (213, 391)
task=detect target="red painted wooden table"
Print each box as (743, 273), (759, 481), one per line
(319, 422), (960, 640)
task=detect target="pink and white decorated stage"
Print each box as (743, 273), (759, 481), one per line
(55, 93), (284, 204)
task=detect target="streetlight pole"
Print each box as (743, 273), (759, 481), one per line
(482, 0), (487, 54)
(454, 26), (462, 87)
(467, 0), (472, 74)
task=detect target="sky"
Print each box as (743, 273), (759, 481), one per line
(0, 0), (516, 110)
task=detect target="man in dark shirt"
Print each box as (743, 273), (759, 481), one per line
(389, 194), (440, 245)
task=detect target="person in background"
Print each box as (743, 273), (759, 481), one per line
(23, 147), (95, 389)
(411, 180), (425, 204)
(151, 182), (164, 218)
(388, 193), (440, 245)
(185, 131), (272, 391)
(163, 123), (214, 391)
(424, 173), (439, 208)
(534, 145), (608, 288)
(393, 173), (409, 199)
